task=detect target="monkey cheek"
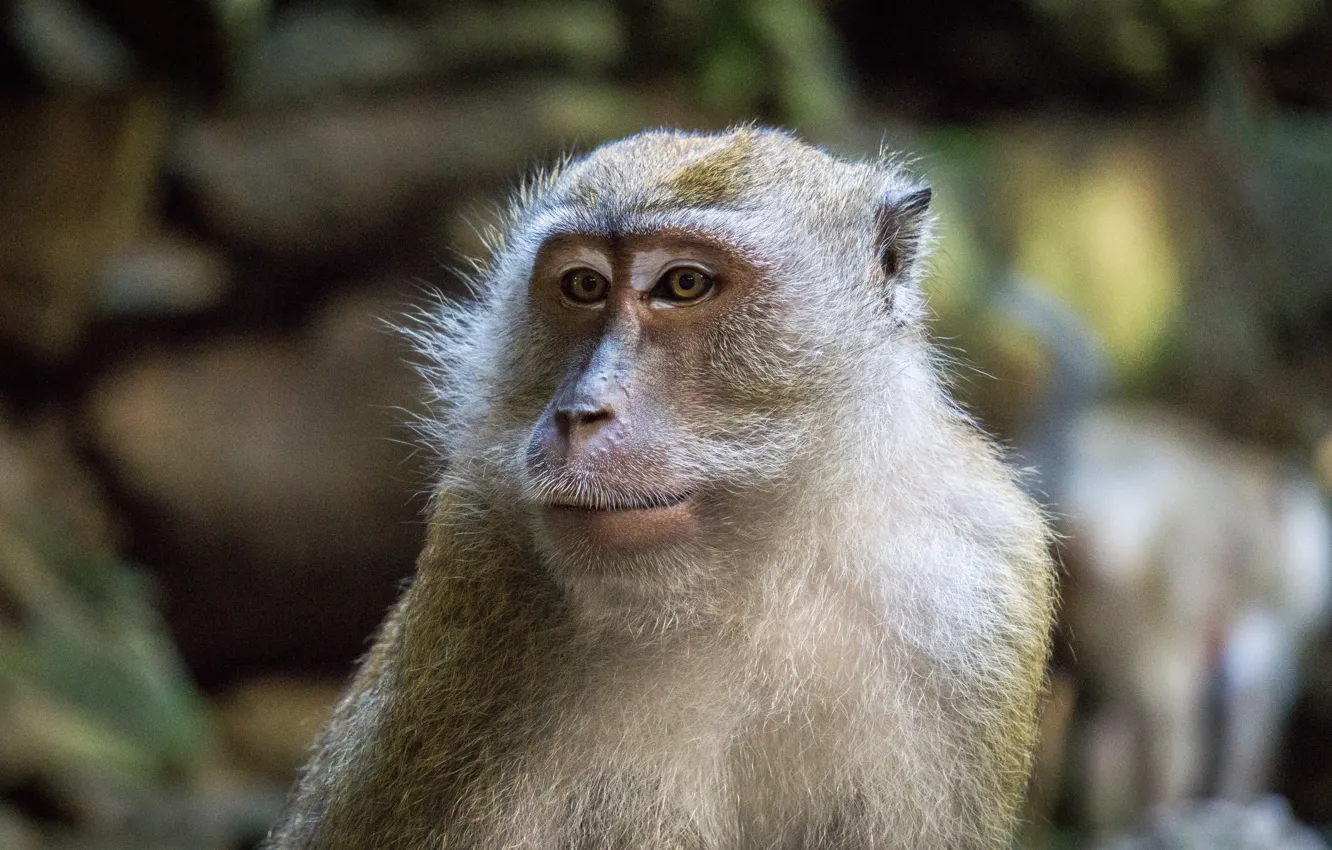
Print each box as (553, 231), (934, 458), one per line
(538, 500), (700, 556)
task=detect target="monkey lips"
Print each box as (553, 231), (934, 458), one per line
(540, 491), (699, 553)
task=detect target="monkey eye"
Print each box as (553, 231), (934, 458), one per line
(560, 268), (609, 305)
(653, 267), (715, 303)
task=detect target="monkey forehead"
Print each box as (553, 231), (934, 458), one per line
(566, 127), (771, 207)
(507, 129), (897, 264)
(541, 127), (884, 222)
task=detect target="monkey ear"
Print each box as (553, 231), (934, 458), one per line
(875, 185), (932, 281)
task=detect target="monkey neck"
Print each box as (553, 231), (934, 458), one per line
(326, 350), (1045, 850)
(387, 489), (913, 848)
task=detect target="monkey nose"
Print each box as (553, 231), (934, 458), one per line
(555, 402), (615, 451)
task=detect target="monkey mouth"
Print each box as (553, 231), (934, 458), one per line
(546, 491), (693, 512)
(538, 490), (699, 553)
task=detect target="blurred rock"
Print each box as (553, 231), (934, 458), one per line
(0, 412), (120, 551)
(0, 804), (41, 850)
(213, 677), (340, 781)
(74, 0), (245, 96)
(170, 85), (650, 258)
(97, 232), (230, 318)
(1094, 796), (1329, 850)
(428, 1), (624, 75)
(0, 93), (168, 359)
(86, 286), (427, 680)
(231, 1), (627, 105)
(9, 0), (135, 90)
(235, 5), (435, 103)
(1317, 432), (1332, 492)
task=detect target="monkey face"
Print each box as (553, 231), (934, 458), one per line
(518, 230), (806, 563)
(416, 129), (936, 590)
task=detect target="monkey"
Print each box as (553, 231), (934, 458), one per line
(1062, 409), (1330, 827)
(998, 285), (1332, 830)
(263, 127), (1057, 850)
(1090, 796), (1332, 850)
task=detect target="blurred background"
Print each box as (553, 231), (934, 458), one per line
(2, 0), (1332, 847)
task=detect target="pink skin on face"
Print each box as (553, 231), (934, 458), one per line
(528, 239), (730, 555)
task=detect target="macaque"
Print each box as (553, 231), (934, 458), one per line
(997, 285), (1331, 829)
(265, 128), (1057, 850)
(1062, 408), (1330, 829)
(1092, 796), (1330, 850)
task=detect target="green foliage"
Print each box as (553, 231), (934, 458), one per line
(686, 0), (851, 128)
(0, 519), (210, 789)
(1026, 0), (1325, 82)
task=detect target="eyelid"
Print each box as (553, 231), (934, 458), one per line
(661, 261), (713, 277)
(557, 260), (612, 279)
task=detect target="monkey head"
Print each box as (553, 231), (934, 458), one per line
(419, 128), (934, 598)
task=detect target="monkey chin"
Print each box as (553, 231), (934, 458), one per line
(540, 498), (699, 555)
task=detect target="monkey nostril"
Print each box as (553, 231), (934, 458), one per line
(581, 409), (612, 426)
(555, 405), (614, 446)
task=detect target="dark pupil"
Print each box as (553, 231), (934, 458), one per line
(677, 274), (696, 291)
(578, 275), (597, 293)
